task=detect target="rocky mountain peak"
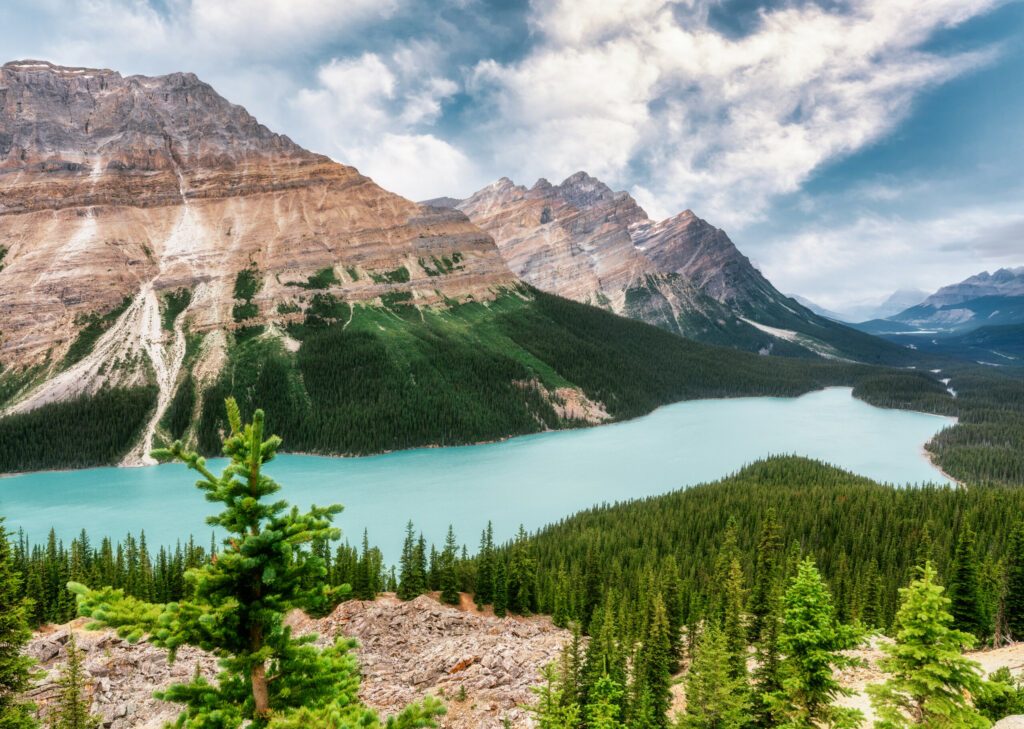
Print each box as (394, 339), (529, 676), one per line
(552, 171), (617, 209)
(0, 60), (515, 430)
(919, 266), (1024, 309)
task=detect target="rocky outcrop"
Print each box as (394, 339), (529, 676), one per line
(26, 622), (218, 729)
(27, 595), (569, 728)
(0, 60), (515, 371)
(294, 595), (570, 727)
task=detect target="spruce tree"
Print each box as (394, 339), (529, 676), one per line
(68, 401), (442, 728)
(681, 622), (750, 729)
(475, 523), (494, 609)
(439, 526), (459, 606)
(397, 521), (418, 600)
(948, 524), (986, 639)
(722, 557), (747, 681)
(867, 563), (988, 728)
(767, 558), (864, 729)
(1004, 522), (1024, 641)
(0, 518), (38, 729)
(50, 631), (100, 729)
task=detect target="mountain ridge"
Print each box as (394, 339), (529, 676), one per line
(445, 173), (915, 364)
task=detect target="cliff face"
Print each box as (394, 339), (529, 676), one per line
(0, 60), (514, 370)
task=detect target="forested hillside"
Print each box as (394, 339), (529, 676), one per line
(2, 288), (1023, 485)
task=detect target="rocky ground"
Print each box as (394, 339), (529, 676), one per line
(26, 593), (570, 729)
(26, 595), (1024, 728)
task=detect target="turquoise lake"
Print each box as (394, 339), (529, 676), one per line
(0, 388), (955, 562)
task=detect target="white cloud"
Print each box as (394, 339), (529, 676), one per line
(471, 0), (1003, 228)
(190, 0), (400, 57)
(293, 51), (481, 200)
(763, 203), (1024, 309)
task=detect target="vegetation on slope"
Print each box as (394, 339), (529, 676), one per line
(195, 288), (882, 457)
(61, 297), (133, 369)
(0, 387), (156, 472)
(504, 456), (1023, 638)
(14, 453), (1022, 726)
(2, 287), (1021, 484)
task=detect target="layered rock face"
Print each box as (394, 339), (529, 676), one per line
(454, 173), (651, 307)
(454, 172), (832, 352)
(0, 60), (514, 370)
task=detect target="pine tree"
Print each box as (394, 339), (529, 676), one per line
(68, 400), (442, 728)
(352, 530), (375, 601)
(749, 509), (783, 642)
(475, 523), (494, 609)
(50, 631), (100, 729)
(680, 622), (750, 729)
(722, 557), (747, 681)
(508, 525), (537, 615)
(585, 673), (625, 729)
(632, 594), (673, 729)
(948, 524), (986, 639)
(530, 663), (581, 729)
(0, 518), (39, 729)
(767, 558), (864, 729)
(750, 515), (784, 728)
(867, 563), (988, 728)
(1004, 522), (1024, 641)
(440, 526), (459, 606)
(397, 521), (419, 600)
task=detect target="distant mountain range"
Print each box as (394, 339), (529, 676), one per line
(427, 174), (911, 364)
(793, 290), (929, 324)
(851, 267), (1024, 365)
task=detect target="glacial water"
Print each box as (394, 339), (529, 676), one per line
(0, 388), (955, 562)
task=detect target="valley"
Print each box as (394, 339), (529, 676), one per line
(1, 50), (1022, 729)
(0, 387), (953, 560)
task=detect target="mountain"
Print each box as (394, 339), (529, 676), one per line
(789, 294), (846, 321)
(917, 267), (1024, 308)
(880, 268), (1024, 332)
(451, 173), (913, 364)
(0, 60), (901, 473)
(848, 268), (1024, 363)
(866, 289), (930, 320)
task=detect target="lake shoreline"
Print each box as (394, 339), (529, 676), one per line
(0, 386), (956, 479)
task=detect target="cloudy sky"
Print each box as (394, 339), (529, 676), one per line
(4, 0), (1022, 313)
